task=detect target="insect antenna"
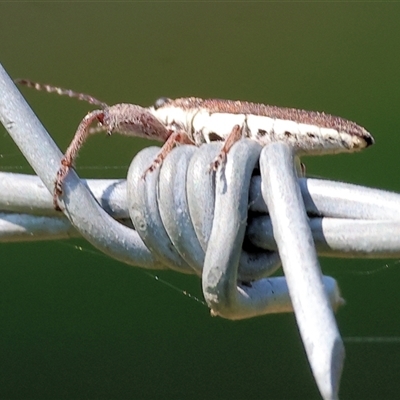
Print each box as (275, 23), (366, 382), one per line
(15, 78), (109, 108)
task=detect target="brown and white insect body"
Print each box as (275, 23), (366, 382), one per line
(17, 80), (374, 210)
(151, 97), (373, 154)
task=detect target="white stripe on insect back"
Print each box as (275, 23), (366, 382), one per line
(191, 110), (247, 145)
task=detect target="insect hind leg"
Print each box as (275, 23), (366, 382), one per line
(209, 124), (243, 171)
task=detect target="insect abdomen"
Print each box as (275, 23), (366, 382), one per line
(190, 111), (373, 155)
(246, 114), (373, 154)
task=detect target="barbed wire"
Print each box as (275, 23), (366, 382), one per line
(2, 63), (399, 400)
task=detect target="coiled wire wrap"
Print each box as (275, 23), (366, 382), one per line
(127, 143), (282, 280)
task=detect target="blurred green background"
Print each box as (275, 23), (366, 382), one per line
(1, 3), (400, 399)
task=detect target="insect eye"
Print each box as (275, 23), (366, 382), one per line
(154, 97), (171, 109)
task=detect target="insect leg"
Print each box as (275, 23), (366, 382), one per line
(209, 124), (242, 171)
(54, 109), (104, 210)
(141, 129), (194, 178)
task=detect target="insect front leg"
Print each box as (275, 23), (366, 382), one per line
(54, 109), (105, 210)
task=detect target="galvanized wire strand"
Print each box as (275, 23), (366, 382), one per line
(249, 217), (400, 257)
(260, 143), (343, 400)
(3, 170), (400, 256)
(251, 176), (400, 220)
(0, 212), (78, 242)
(0, 173), (129, 218)
(4, 171), (400, 223)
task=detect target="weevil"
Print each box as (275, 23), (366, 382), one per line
(16, 79), (374, 210)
